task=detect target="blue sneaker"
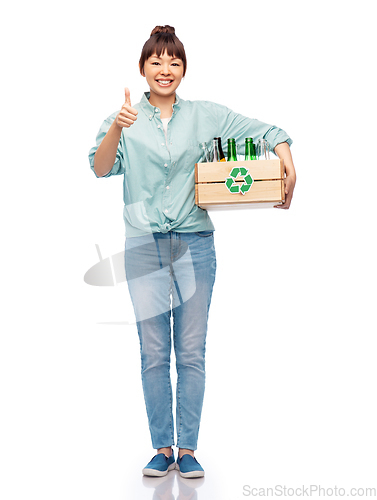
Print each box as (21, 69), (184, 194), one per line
(176, 454), (205, 478)
(142, 451), (176, 477)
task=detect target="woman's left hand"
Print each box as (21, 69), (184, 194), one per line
(274, 173), (296, 209)
(273, 142), (296, 210)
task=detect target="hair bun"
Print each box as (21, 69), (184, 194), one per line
(150, 25), (175, 36)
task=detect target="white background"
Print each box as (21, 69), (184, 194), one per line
(1, 0), (376, 498)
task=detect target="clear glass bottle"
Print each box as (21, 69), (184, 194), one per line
(256, 139), (270, 160)
(199, 142), (211, 163)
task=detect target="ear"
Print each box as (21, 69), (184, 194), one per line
(139, 64), (145, 77)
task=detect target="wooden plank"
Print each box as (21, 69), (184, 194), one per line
(195, 159), (284, 183)
(197, 180), (284, 206)
(195, 184), (199, 205)
(197, 201), (282, 210)
(281, 177), (285, 203)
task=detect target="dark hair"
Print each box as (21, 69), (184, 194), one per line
(139, 25), (187, 77)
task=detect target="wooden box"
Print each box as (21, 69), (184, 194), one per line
(195, 159), (285, 210)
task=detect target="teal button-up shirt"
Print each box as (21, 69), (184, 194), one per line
(89, 92), (292, 237)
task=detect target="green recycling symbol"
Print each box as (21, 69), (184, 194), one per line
(225, 167), (254, 195)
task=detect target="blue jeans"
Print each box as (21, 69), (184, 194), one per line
(125, 231), (216, 450)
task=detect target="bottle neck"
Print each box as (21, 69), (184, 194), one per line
(213, 139), (225, 162)
(245, 141), (256, 160)
(228, 140), (237, 161)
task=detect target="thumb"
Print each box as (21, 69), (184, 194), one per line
(124, 87), (131, 106)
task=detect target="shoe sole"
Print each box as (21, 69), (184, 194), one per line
(175, 463), (205, 478)
(142, 462), (176, 477)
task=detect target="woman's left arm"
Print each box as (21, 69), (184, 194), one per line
(213, 103), (296, 207)
(274, 142), (296, 209)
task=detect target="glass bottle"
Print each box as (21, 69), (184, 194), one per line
(256, 139), (270, 160)
(199, 142), (211, 163)
(245, 138), (257, 160)
(227, 138), (237, 161)
(212, 137), (226, 162)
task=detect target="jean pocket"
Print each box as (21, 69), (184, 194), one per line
(195, 231), (214, 237)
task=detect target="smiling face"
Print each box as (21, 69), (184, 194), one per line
(141, 51), (184, 102)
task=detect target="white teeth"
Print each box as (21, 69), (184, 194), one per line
(158, 80), (172, 85)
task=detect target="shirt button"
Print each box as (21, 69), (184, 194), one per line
(157, 125), (161, 129)
(149, 115), (152, 119)
(164, 163), (168, 167)
(166, 186), (170, 189)
(164, 209), (168, 214)
(155, 108), (159, 112)
(161, 143), (165, 146)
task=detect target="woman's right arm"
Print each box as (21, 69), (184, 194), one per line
(93, 88), (138, 177)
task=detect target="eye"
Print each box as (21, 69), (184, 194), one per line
(152, 62), (160, 65)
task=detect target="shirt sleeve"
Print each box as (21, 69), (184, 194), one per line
(215, 103), (292, 154)
(88, 112), (125, 178)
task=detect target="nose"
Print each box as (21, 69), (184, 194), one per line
(160, 63), (171, 75)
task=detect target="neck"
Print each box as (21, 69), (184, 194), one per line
(148, 91), (176, 118)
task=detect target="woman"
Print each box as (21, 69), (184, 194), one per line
(89, 25), (296, 478)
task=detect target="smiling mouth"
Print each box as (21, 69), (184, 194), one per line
(156, 80), (173, 87)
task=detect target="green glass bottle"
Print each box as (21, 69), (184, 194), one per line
(245, 137), (256, 160)
(227, 138), (237, 161)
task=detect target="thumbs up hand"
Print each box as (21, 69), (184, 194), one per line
(115, 87), (138, 128)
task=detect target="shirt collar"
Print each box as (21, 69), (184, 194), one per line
(139, 92), (181, 118)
